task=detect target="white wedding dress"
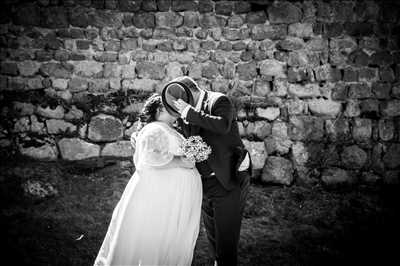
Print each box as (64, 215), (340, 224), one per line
(94, 122), (202, 266)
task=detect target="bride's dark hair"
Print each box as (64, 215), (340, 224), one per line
(136, 93), (163, 131)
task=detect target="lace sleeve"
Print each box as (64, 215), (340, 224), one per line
(134, 124), (174, 169)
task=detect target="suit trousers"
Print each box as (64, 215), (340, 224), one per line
(201, 171), (250, 266)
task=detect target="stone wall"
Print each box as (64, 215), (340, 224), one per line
(0, 0), (399, 186)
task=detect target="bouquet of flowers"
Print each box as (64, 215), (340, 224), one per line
(180, 135), (212, 163)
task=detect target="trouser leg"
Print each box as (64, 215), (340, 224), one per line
(202, 173), (250, 266)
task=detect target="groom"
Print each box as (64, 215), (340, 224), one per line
(161, 76), (251, 266)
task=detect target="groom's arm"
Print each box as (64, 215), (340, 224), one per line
(185, 96), (234, 135)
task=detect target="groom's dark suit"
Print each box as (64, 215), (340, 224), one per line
(178, 90), (251, 266)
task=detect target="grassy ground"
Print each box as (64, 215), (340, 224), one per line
(1, 160), (399, 266)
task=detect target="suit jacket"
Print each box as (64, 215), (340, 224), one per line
(178, 91), (244, 191)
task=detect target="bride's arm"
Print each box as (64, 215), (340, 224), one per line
(153, 155), (194, 169)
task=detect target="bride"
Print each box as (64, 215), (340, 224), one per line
(94, 93), (203, 266)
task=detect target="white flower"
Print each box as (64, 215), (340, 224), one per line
(180, 135), (212, 163)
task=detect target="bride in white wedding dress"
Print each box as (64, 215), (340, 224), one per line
(94, 94), (202, 266)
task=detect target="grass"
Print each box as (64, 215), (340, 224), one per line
(1, 160), (399, 266)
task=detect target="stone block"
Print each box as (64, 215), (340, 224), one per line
(184, 11), (199, 28)
(358, 67), (378, 82)
(88, 10), (123, 28)
(349, 50), (370, 66)
(256, 107), (280, 121)
(171, 0), (197, 11)
(199, 13), (219, 28)
(88, 114), (123, 142)
(201, 62), (219, 79)
(65, 106), (84, 121)
(251, 121), (272, 140)
(17, 61), (40, 77)
(68, 78), (88, 92)
(122, 78), (158, 91)
(341, 145), (368, 169)
(39, 63), (73, 79)
(261, 156), (294, 185)
(343, 67), (358, 82)
(103, 63), (122, 78)
(392, 83), (400, 99)
(132, 12), (156, 29)
(360, 99), (379, 117)
(289, 22), (313, 38)
(36, 105), (65, 119)
(198, 0), (213, 13)
(121, 38), (138, 51)
(26, 77), (44, 90)
(259, 59), (286, 78)
(104, 40), (121, 52)
(291, 141), (309, 167)
(313, 64), (332, 81)
(87, 79), (110, 93)
(268, 2), (302, 24)
(13, 102), (35, 116)
(379, 67), (395, 82)
(321, 168), (354, 187)
(329, 36), (358, 54)
(13, 117), (30, 132)
(381, 100), (400, 117)
(242, 139), (267, 171)
(325, 119), (350, 142)
(94, 52), (118, 62)
(236, 62), (257, 81)
(285, 99), (306, 115)
(29, 114), (44, 134)
(344, 100), (361, 117)
(383, 144), (400, 169)
(348, 83), (372, 99)
(19, 144), (58, 161)
(287, 67), (312, 83)
(58, 138), (100, 161)
(70, 6), (90, 27)
(352, 118), (372, 142)
(372, 82), (391, 99)
(46, 119), (77, 134)
(246, 11), (267, 24)
(360, 172), (381, 184)
(156, 12), (183, 28)
(101, 140), (133, 158)
(165, 62), (183, 80)
(234, 1), (251, 14)
(226, 15), (244, 28)
(287, 50), (309, 67)
(288, 83), (319, 98)
(289, 116), (324, 141)
(215, 1), (233, 15)
(277, 37), (305, 51)
(264, 136), (292, 155)
(73, 61), (103, 78)
(251, 24), (287, 40)
(378, 119), (394, 141)
(370, 51), (393, 66)
(308, 99), (341, 118)
(136, 62), (165, 80)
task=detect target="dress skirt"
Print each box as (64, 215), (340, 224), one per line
(94, 167), (202, 266)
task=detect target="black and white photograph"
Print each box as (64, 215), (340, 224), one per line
(0, 0), (399, 265)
